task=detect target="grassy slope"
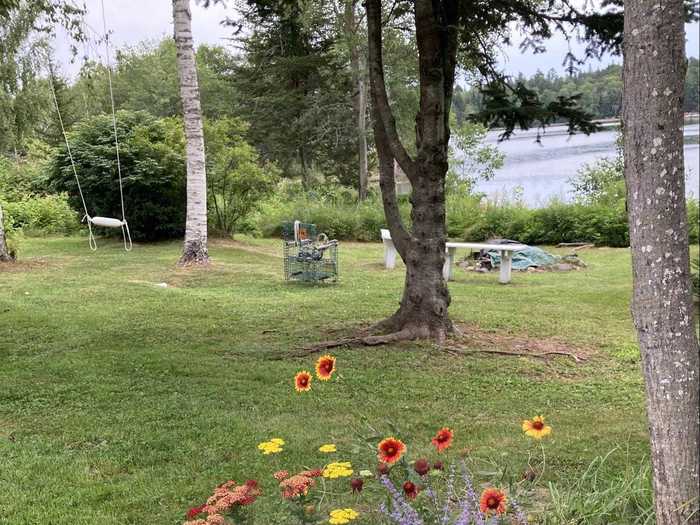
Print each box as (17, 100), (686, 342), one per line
(1, 237), (693, 524)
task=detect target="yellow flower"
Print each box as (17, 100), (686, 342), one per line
(319, 444), (337, 453)
(329, 508), (359, 524)
(258, 440), (283, 454)
(522, 415), (552, 440)
(322, 461), (353, 479)
(270, 438), (286, 446)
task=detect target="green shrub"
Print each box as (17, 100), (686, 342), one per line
(4, 194), (79, 234)
(255, 190), (395, 241)
(254, 187), (694, 247)
(48, 111), (186, 241)
(205, 118), (279, 237)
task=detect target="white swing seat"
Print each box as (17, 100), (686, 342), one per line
(89, 216), (124, 228)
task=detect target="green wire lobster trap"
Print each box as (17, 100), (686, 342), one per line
(282, 221), (339, 283)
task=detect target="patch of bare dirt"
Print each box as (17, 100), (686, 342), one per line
(293, 321), (594, 364)
(450, 322), (595, 363)
(0, 258), (57, 273)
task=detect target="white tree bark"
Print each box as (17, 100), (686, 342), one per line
(0, 203), (13, 262)
(623, 1), (700, 523)
(173, 0), (209, 264)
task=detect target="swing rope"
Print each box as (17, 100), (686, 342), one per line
(46, 1), (132, 252)
(100, 0), (131, 251)
(47, 66), (97, 250)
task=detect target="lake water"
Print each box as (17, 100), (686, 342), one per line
(473, 123), (700, 206)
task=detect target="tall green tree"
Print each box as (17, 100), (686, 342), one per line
(363, 0), (603, 341)
(71, 39), (240, 121)
(0, 1), (84, 154)
(233, 1), (356, 188)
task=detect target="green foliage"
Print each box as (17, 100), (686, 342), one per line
(1, 141), (79, 236)
(3, 193), (78, 234)
(48, 110), (187, 241)
(454, 62), (699, 123)
(0, 139), (54, 197)
(71, 40), (239, 121)
(687, 199), (699, 245)
(255, 184), (393, 241)
(447, 121), (504, 193)
(0, 1), (84, 154)
(205, 118), (279, 237)
(570, 135), (625, 206)
(691, 249), (699, 301)
(232, 3), (357, 186)
(450, 196), (631, 246)
(256, 187), (633, 246)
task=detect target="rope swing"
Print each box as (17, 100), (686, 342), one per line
(48, 0), (132, 251)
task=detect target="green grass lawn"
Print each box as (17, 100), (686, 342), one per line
(1, 236), (693, 524)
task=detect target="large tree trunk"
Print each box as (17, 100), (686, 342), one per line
(345, 0), (369, 200)
(365, 0), (457, 341)
(0, 204), (14, 262)
(173, 0), (209, 265)
(623, 2), (700, 523)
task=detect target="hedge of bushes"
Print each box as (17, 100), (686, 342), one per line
(254, 192), (699, 247)
(3, 194), (80, 235)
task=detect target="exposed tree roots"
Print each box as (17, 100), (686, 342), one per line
(293, 320), (590, 363)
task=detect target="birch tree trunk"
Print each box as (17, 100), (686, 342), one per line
(0, 203), (14, 262)
(173, 0), (209, 265)
(623, 1), (700, 522)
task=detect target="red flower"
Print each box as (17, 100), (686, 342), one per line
(315, 355), (336, 380)
(351, 478), (364, 493)
(433, 460), (444, 471)
(295, 371), (312, 392)
(378, 437), (407, 464)
(186, 504), (206, 519)
(479, 488), (507, 515)
(403, 481), (419, 500)
(414, 458), (430, 476)
(431, 427), (454, 453)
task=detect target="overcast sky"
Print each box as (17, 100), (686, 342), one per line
(54, 1), (700, 79)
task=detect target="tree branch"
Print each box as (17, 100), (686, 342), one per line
(366, 0), (415, 179)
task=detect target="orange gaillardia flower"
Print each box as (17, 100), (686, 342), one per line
(431, 427), (454, 453)
(295, 371), (312, 392)
(377, 437), (406, 464)
(479, 488), (507, 515)
(315, 355), (336, 380)
(522, 415), (552, 439)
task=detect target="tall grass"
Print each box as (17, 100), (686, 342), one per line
(544, 449), (654, 525)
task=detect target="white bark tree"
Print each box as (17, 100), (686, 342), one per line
(173, 0), (209, 265)
(623, 1), (700, 522)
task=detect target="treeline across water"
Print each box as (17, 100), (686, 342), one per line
(452, 59), (700, 125)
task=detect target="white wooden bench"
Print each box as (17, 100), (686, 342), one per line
(380, 229), (526, 284)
